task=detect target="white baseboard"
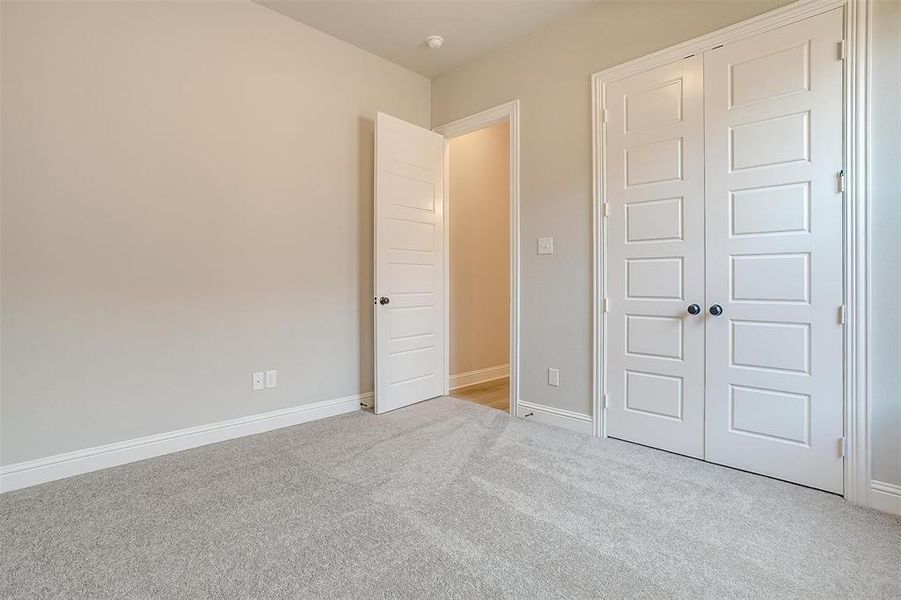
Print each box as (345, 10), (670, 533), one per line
(449, 364), (509, 390)
(869, 480), (901, 516)
(516, 400), (593, 435)
(0, 392), (369, 494)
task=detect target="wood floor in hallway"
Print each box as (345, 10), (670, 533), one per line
(449, 377), (509, 412)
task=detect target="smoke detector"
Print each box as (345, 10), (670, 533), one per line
(425, 35), (444, 49)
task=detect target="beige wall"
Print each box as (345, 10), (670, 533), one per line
(432, 0), (791, 415)
(448, 122), (510, 377)
(870, 0), (901, 487)
(0, 0), (429, 465)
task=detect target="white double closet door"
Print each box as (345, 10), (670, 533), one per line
(605, 9), (845, 493)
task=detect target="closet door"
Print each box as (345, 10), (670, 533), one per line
(703, 9), (844, 492)
(605, 57), (706, 458)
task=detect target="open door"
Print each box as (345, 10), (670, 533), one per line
(374, 112), (445, 414)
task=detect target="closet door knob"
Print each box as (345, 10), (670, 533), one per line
(687, 304), (701, 315)
(379, 297), (390, 306)
(709, 304), (723, 316)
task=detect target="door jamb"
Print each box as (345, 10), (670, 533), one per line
(434, 100), (521, 416)
(590, 0), (872, 506)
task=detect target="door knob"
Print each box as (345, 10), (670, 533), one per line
(709, 304), (723, 316)
(379, 297), (390, 306)
(687, 304), (701, 315)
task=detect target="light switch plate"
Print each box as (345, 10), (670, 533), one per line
(252, 372), (265, 391)
(538, 236), (554, 255)
(265, 370), (277, 389)
(548, 368), (560, 387)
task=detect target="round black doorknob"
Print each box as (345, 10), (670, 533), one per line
(379, 297), (390, 305)
(709, 304), (723, 316)
(687, 304), (701, 315)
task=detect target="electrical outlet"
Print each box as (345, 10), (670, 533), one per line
(265, 370), (277, 389)
(252, 372), (265, 391)
(548, 368), (559, 387)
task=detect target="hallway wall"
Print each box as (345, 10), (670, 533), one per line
(448, 122), (510, 378)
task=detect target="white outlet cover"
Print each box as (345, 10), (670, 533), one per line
(252, 372), (265, 391)
(538, 236), (554, 255)
(265, 370), (277, 389)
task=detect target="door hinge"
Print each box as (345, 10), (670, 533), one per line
(601, 108), (609, 124)
(839, 436), (846, 458)
(603, 298), (609, 313)
(838, 170), (845, 193)
(838, 305), (846, 325)
(602, 394), (609, 409)
(838, 39), (846, 60)
(603, 203), (610, 218)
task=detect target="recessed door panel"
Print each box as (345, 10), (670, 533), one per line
(626, 80), (683, 131)
(605, 56), (705, 459)
(731, 320), (810, 373)
(389, 306), (436, 340)
(626, 197), (683, 242)
(626, 371), (683, 420)
(389, 171), (436, 212)
(626, 138), (683, 186)
(730, 385), (810, 445)
(388, 264), (434, 294)
(389, 347), (439, 384)
(388, 219), (435, 252)
(626, 315), (684, 359)
(731, 183), (809, 236)
(626, 258), (683, 299)
(730, 112), (809, 171)
(731, 253), (810, 303)
(704, 8), (844, 493)
(730, 43), (810, 108)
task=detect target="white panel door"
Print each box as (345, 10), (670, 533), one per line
(374, 112), (445, 414)
(703, 9), (844, 492)
(605, 57), (706, 458)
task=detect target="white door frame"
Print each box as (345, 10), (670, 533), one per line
(591, 0), (874, 507)
(434, 100), (521, 415)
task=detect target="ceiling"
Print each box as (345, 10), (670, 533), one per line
(257, 1), (598, 79)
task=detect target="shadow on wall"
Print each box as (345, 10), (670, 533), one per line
(357, 116), (375, 393)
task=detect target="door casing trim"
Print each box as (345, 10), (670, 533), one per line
(591, 0), (874, 508)
(434, 100), (521, 417)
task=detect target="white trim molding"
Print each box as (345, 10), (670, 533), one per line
(592, 0), (844, 86)
(591, 0), (876, 509)
(841, 0), (872, 510)
(0, 392), (368, 493)
(869, 480), (901, 516)
(434, 100), (521, 419)
(449, 364), (510, 391)
(434, 101), (518, 139)
(516, 401), (593, 435)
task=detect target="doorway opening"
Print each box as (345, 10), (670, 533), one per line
(446, 122), (511, 412)
(447, 121), (510, 411)
(434, 101), (520, 416)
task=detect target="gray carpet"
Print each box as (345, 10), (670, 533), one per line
(2, 397), (899, 599)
